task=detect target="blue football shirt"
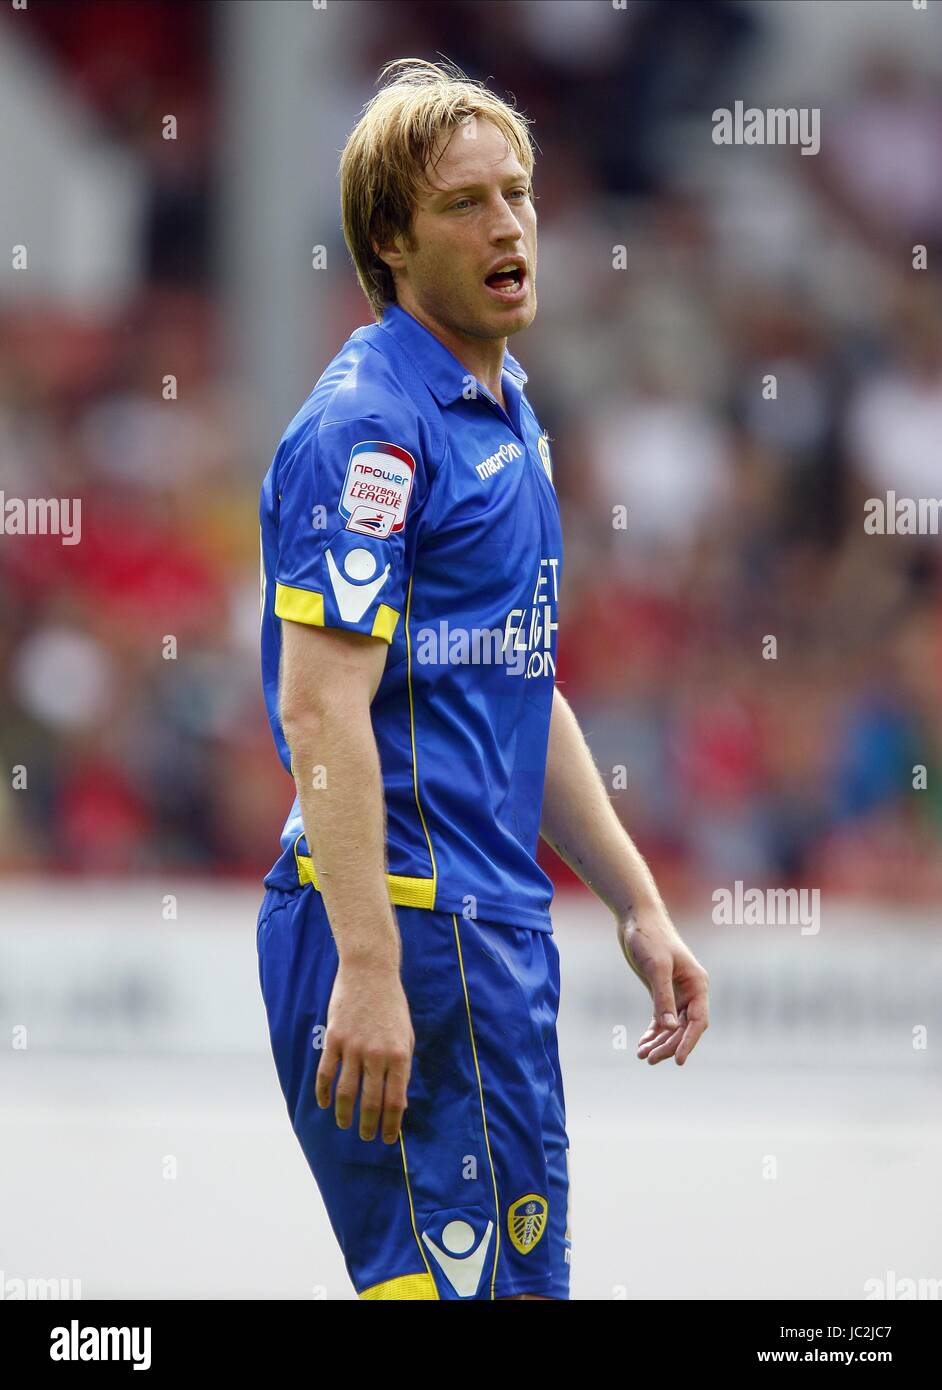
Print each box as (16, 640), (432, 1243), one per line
(259, 303), (563, 930)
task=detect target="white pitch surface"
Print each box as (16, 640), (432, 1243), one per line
(0, 887), (940, 1301)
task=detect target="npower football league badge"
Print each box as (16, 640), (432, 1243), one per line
(340, 440), (415, 538)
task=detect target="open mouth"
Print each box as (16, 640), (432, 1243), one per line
(484, 265), (526, 299)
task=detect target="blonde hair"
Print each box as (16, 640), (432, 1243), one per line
(339, 57), (536, 322)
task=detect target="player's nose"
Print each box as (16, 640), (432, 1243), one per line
(487, 197), (525, 244)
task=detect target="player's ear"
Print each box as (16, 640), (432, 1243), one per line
(373, 231), (406, 275)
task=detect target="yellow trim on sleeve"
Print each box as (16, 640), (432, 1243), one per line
(274, 582), (324, 627)
(371, 603), (400, 641)
(359, 1272), (438, 1301)
(275, 583), (398, 642)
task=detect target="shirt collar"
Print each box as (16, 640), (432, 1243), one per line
(374, 302), (528, 406)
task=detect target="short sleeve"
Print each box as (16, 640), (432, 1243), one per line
(274, 415), (430, 643)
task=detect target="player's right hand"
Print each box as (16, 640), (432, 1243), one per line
(315, 961), (415, 1144)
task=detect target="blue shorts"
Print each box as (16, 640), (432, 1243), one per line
(256, 884), (571, 1300)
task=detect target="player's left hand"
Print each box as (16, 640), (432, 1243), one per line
(615, 907), (709, 1066)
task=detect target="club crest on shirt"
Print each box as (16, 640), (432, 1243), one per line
(508, 1193), (548, 1254)
(340, 441), (415, 538)
(537, 432), (553, 484)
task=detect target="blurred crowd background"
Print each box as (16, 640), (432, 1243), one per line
(2, 0), (941, 903)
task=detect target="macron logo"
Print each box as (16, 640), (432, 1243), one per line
(475, 441), (522, 481)
(325, 546), (390, 622)
(422, 1221), (494, 1298)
